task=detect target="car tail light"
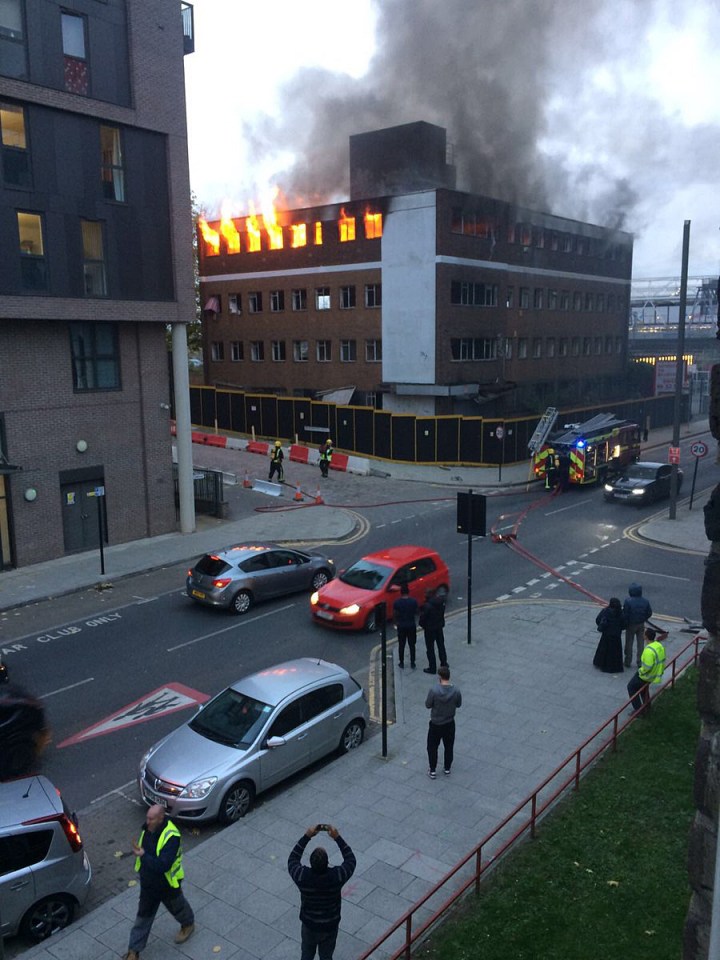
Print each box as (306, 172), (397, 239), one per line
(213, 578), (232, 589)
(23, 813), (84, 852)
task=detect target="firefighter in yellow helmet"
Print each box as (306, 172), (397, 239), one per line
(319, 438), (333, 479)
(269, 440), (284, 482)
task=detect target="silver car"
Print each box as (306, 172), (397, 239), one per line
(138, 658), (369, 824)
(186, 542), (335, 614)
(0, 775), (92, 942)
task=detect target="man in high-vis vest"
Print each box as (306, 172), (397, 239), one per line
(124, 804), (195, 960)
(319, 438), (333, 478)
(626, 627), (666, 714)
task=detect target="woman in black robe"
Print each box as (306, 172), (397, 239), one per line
(593, 597), (625, 673)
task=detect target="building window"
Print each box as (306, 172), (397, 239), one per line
(365, 283), (382, 308)
(0, 101), (29, 186)
(450, 280), (498, 307)
(584, 292), (594, 311)
(560, 290), (570, 310)
(364, 211), (382, 238)
(365, 339), (382, 362)
(546, 337), (556, 358)
(338, 210), (355, 242)
(315, 287), (331, 310)
(0, 0), (27, 79)
(562, 234), (573, 253)
(605, 336), (613, 354)
(248, 291), (263, 313)
(550, 232), (559, 251)
(293, 340), (308, 362)
(316, 340), (331, 362)
(571, 337), (581, 357)
(340, 285), (356, 309)
(230, 341), (243, 361)
(532, 338), (542, 358)
(534, 227), (545, 248)
(81, 220), (107, 296)
(505, 287), (514, 308)
(517, 338), (528, 359)
(533, 288), (543, 309)
(450, 338), (498, 361)
(210, 341), (224, 361)
(291, 288), (307, 311)
(597, 293), (605, 312)
(583, 337), (592, 356)
(577, 237), (588, 256)
(250, 340), (264, 361)
(558, 338), (568, 357)
(270, 290), (285, 312)
(70, 322), (120, 390)
(519, 287), (530, 309)
(100, 126), (124, 201)
(615, 336), (624, 354)
(573, 292), (582, 311)
(340, 340), (357, 362)
(228, 293), (241, 314)
(17, 210), (46, 290)
(271, 340), (286, 361)
(607, 293), (616, 311)
(547, 289), (558, 310)
(61, 11), (89, 95)
(594, 337), (603, 355)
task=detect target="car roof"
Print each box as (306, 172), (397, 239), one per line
(229, 658), (348, 706)
(358, 546), (440, 566)
(0, 775), (62, 828)
(630, 462), (664, 470)
(204, 542), (292, 561)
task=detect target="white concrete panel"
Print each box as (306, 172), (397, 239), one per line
(381, 193), (437, 385)
(383, 394), (437, 416)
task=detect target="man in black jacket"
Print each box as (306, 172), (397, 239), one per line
(419, 588), (448, 674)
(288, 824), (356, 960)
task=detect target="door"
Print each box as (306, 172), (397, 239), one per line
(258, 699), (309, 790)
(298, 684), (345, 760)
(60, 479), (105, 553)
(264, 549), (308, 596)
(0, 831), (49, 936)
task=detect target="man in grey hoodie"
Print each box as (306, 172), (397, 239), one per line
(425, 665), (462, 779)
(622, 582), (653, 668)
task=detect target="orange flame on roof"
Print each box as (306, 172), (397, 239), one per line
(262, 188), (284, 250)
(220, 202), (240, 254)
(246, 202), (261, 253)
(198, 216), (220, 256)
(338, 207), (355, 242)
(364, 210), (382, 239)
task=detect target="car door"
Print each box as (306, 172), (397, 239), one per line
(239, 552), (274, 601)
(0, 831), (46, 936)
(657, 465), (672, 498)
(258, 698), (309, 790)
(297, 684), (346, 761)
(264, 549), (307, 597)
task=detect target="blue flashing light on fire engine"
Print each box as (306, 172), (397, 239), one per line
(576, 439), (586, 449)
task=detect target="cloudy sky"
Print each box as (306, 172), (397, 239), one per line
(183, 0), (720, 279)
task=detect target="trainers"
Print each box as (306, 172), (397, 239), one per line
(398, 662), (404, 669)
(175, 924), (195, 944)
(423, 667), (435, 674)
(411, 663), (416, 670)
(124, 952), (140, 960)
(428, 769), (436, 780)
(444, 769), (451, 775)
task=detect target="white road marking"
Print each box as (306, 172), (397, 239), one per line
(91, 780), (136, 804)
(167, 603), (296, 651)
(512, 586), (526, 594)
(545, 501), (586, 515)
(582, 562), (690, 581)
(496, 594), (512, 601)
(42, 677), (94, 698)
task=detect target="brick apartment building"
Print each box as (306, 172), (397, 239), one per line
(199, 122), (633, 419)
(0, 0), (195, 569)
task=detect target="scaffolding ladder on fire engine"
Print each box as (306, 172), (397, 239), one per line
(528, 407), (558, 454)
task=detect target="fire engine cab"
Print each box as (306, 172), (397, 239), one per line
(533, 413), (641, 487)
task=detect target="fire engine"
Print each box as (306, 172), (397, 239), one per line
(533, 413), (641, 487)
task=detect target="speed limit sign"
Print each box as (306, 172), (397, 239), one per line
(690, 441), (708, 459)
(495, 425), (505, 440)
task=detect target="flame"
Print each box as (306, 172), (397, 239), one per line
(314, 221), (323, 245)
(219, 201), (240, 254)
(291, 223), (307, 248)
(262, 188), (284, 250)
(338, 207), (355, 242)
(364, 210), (382, 239)
(198, 216), (220, 256)
(246, 202), (262, 253)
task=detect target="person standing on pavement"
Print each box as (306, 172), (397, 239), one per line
(420, 587), (448, 674)
(319, 438), (333, 478)
(593, 597), (625, 673)
(123, 804), (195, 960)
(269, 440), (284, 481)
(627, 627), (666, 713)
(622, 582), (652, 668)
(288, 823), (356, 960)
(426, 665), (462, 778)
(393, 582), (418, 669)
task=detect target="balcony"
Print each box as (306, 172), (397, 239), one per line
(181, 3), (194, 55)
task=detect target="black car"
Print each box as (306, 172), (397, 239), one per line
(603, 461), (683, 505)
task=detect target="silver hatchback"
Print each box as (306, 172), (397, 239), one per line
(186, 542), (335, 614)
(138, 658), (369, 824)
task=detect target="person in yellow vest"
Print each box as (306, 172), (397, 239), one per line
(269, 439), (284, 481)
(123, 804), (195, 960)
(626, 627), (666, 714)
(319, 438), (333, 478)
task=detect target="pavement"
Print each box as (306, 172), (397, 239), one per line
(2, 422), (714, 960)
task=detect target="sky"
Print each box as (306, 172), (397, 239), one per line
(183, 0), (720, 280)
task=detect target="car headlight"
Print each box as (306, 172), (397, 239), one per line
(631, 488), (645, 496)
(181, 776), (218, 799)
(604, 484), (614, 492)
(139, 747), (154, 773)
(340, 603), (361, 616)
(310, 591), (319, 605)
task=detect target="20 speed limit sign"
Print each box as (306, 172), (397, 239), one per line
(690, 441), (708, 459)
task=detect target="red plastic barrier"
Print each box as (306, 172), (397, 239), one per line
(247, 441), (270, 455)
(329, 453), (348, 472)
(204, 434), (227, 447)
(289, 444), (310, 463)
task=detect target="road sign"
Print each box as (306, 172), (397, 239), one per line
(457, 492), (486, 536)
(495, 425), (505, 440)
(690, 441), (708, 459)
(668, 446), (681, 465)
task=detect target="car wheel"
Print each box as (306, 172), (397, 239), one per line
(339, 719), (365, 754)
(231, 590), (252, 615)
(20, 895), (75, 942)
(218, 780), (255, 823)
(365, 607), (380, 632)
(311, 569), (331, 591)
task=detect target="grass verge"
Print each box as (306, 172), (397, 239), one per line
(417, 669), (698, 960)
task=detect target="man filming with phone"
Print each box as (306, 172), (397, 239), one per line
(288, 823), (356, 960)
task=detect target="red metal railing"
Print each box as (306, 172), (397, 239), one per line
(356, 633), (704, 960)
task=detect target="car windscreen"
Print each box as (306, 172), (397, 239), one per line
(623, 465), (657, 480)
(340, 559), (393, 591)
(194, 555), (232, 576)
(189, 688), (272, 747)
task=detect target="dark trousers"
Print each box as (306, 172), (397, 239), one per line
(269, 461), (283, 481)
(397, 626), (416, 666)
(627, 671), (650, 712)
(424, 629), (448, 672)
(320, 459), (330, 478)
(128, 884), (194, 953)
(427, 719), (455, 772)
(301, 923), (339, 960)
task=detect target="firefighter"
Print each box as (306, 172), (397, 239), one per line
(268, 440), (284, 482)
(319, 438), (333, 478)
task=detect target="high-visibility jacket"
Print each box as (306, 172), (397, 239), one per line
(270, 446), (284, 463)
(638, 640), (665, 684)
(135, 820), (184, 888)
(320, 444), (333, 463)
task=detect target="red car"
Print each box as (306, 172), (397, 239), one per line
(310, 546), (449, 632)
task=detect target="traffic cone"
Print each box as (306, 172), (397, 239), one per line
(294, 483), (303, 502)
(243, 470), (252, 488)
(314, 487), (324, 505)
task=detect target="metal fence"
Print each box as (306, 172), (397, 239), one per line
(173, 466), (225, 518)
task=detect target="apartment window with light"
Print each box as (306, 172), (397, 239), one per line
(0, 0), (27, 79)
(69, 322), (120, 390)
(365, 283), (381, 308)
(81, 220), (107, 296)
(248, 291), (263, 313)
(61, 11), (89, 95)
(0, 101), (30, 186)
(316, 340), (331, 362)
(532, 338), (542, 358)
(100, 125), (124, 201)
(293, 340), (308, 362)
(533, 288), (543, 309)
(315, 287), (331, 310)
(17, 211), (47, 290)
(546, 337), (555, 358)
(271, 340), (286, 361)
(210, 341), (224, 361)
(519, 287), (530, 309)
(250, 340), (264, 361)
(517, 338), (528, 359)
(365, 339), (382, 362)
(340, 340), (357, 362)
(228, 294), (241, 314)
(558, 338), (568, 357)
(340, 285), (356, 309)
(291, 288), (307, 311)
(230, 341), (243, 361)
